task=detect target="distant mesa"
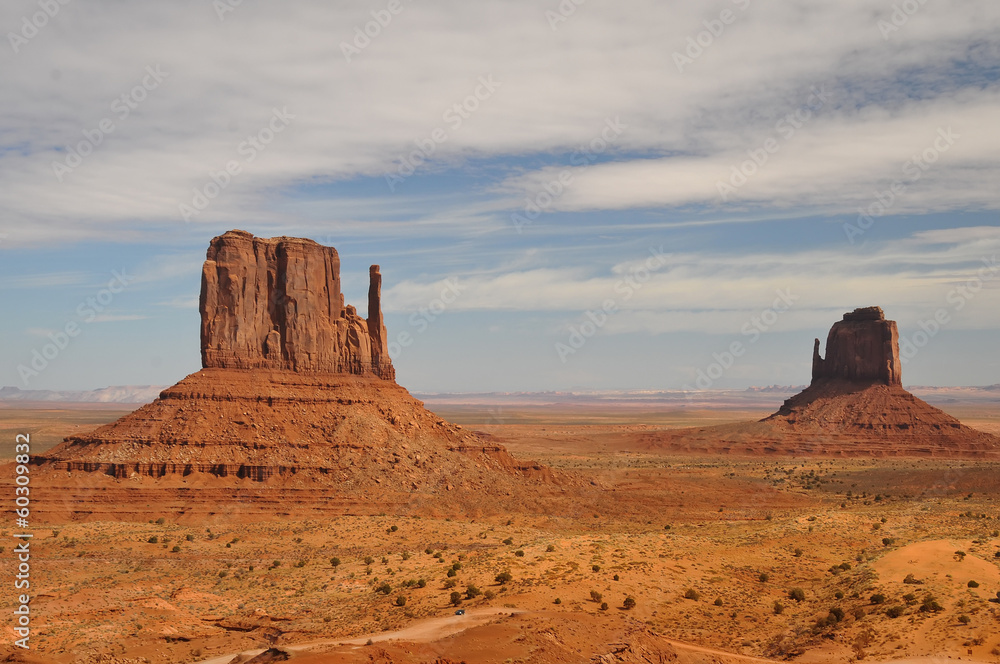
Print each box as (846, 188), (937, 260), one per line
(641, 306), (1000, 457)
(35, 230), (560, 515)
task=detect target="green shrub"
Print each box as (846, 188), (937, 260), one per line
(330, 557), (341, 567)
(870, 593), (886, 605)
(377, 582), (392, 595)
(623, 596), (636, 610)
(684, 588), (700, 601)
(495, 571), (513, 585)
(590, 590), (603, 603)
(450, 591), (462, 606)
(885, 605), (905, 618)
(789, 588), (806, 602)
(466, 584), (481, 599)
(773, 601), (784, 615)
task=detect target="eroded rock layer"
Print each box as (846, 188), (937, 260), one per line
(38, 369), (558, 491)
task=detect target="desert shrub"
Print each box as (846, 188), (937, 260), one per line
(590, 590), (603, 603)
(623, 596), (636, 610)
(870, 593), (886, 605)
(903, 573), (922, 584)
(902, 592), (916, 604)
(546, 544), (556, 552)
(502, 537), (514, 545)
(714, 598), (724, 606)
(828, 607), (845, 623)
(788, 588), (806, 602)
(834, 591), (844, 600)
(171, 545), (181, 553)
(443, 579), (457, 589)
(600, 602), (609, 611)
(885, 605), (905, 618)
(401, 551), (410, 560)
(425, 547), (433, 555)
(554, 597), (562, 604)
(919, 596), (944, 613)
(390, 525), (398, 532)
(515, 550), (525, 557)
(450, 591), (462, 606)
(147, 536), (158, 544)
(330, 557), (341, 567)
(955, 550), (966, 561)
(377, 582), (392, 595)
(295, 560), (306, 568)
(759, 573), (769, 583)
(967, 580), (979, 588)
(484, 590), (495, 600)
(958, 614), (970, 624)
(882, 537), (895, 547)
(793, 548), (803, 557)
(447, 568), (457, 577)
(395, 595), (406, 607)
(613, 574), (620, 581)
(186, 534), (194, 542)
(364, 556), (374, 565)
(417, 578), (427, 588)
(592, 564), (601, 572)
(155, 517), (165, 525)
(495, 571), (513, 585)
(773, 601), (784, 615)
(684, 588), (700, 601)
(466, 584), (481, 599)
(219, 570), (228, 578)
(664, 524), (671, 530)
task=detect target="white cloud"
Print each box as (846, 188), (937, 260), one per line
(0, 1), (997, 245)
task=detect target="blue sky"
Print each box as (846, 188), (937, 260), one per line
(1, 0), (998, 393)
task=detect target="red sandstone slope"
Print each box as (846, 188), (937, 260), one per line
(642, 307), (1000, 458)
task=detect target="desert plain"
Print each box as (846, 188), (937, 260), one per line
(2, 390), (999, 664)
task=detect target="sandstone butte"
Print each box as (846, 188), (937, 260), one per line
(640, 306), (1000, 457)
(34, 230), (564, 520)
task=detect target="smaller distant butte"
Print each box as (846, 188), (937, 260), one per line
(640, 307), (1000, 457)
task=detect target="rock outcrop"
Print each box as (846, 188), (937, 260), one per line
(200, 230), (393, 379)
(639, 307), (1000, 458)
(811, 306), (901, 386)
(35, 231), (566, 517)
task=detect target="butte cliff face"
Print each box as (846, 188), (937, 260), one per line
(641, 307), (999, 457)
(200, 230), (393, 379)
(811, 306), (901, 386)
(36, 231), (562, 517)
